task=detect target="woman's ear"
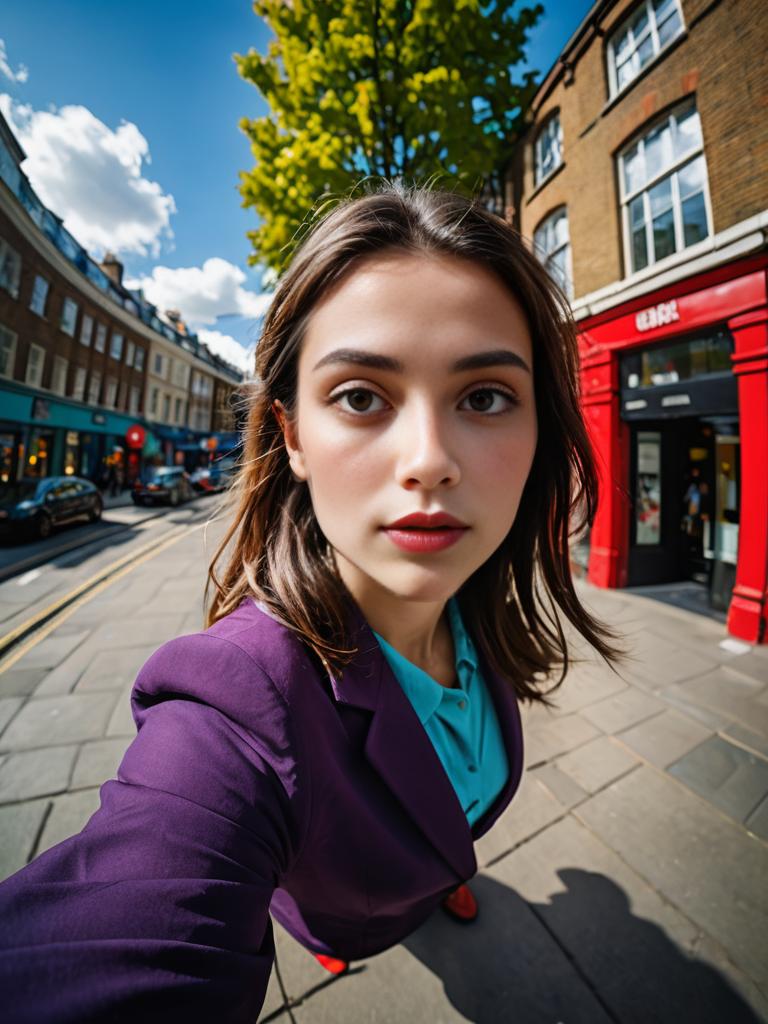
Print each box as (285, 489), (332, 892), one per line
(272, 400), (308, 482)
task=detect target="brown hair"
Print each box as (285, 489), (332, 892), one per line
(206, 179), (622, 704)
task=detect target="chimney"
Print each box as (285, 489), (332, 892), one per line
(165, 309), (187, 336)
(100, 251), (124, 286)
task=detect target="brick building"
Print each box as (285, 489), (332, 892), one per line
(509, 0), (768, 643)
(0, 111), (244, 487)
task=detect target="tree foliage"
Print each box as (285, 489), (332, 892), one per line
(236, 0), (543, 278)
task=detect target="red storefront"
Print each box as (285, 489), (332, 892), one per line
(578, 254), (768, 645)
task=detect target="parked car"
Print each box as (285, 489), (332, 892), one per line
(189, 456), (240, 494)
(0, 476), (103, 541)
(132, 466), (195, 507)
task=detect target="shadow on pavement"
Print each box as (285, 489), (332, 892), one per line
(402, 872), (760, 1024)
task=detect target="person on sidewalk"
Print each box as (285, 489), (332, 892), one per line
(0, 181), (621, 1022)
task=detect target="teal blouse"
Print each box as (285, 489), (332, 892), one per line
(373, 597), (509, 827)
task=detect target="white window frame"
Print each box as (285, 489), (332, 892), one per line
(134, 346), (146, 372)
(534, 113), (563, 187)
(51, 355), (68, 395)
(129, 385), (141, 414)
(618, 101), (712, 276)
(105, 377), (118, 408)
(94, 322), (107, 353)
(0, 237), (22, 299)
(87, 370), (102, 405)
(29, 275), (49, 317)
(150, 386), (159, 415)
(533, 206), (573, 300)
(607, 0), (685, 98)
(26, 343), (46, 387)
(110, 332), (124, 361)
(72, 366), (87, 402)
(0, 324), (17, 378)
(80, 314), (94, 347)
(60, 297), (79, 337)
(125, 340), (135, 368)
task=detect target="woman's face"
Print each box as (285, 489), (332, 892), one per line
(278, 250), (538, 611)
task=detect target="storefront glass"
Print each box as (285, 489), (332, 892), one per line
(63, 430), (80, 476)
(621, 329), (733, 389)
(636, 431), (661, 545)
(26, 430), (53, 478)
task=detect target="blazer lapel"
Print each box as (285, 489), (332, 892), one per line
(329, 601), (477, 882)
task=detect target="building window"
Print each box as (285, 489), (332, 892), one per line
(150, 386), (159, 415)
(125, 340), (135, 367)
(174, 396), (184, 423)
(0, 324), (17, 378)
(129, 386), (141, 414)
(110, 332), (124, 361)
(26, 343), (46, 387)
(154, 352), (164, 375)
(94, 322), (107, 353)
(0, 237), (22, 299)
(80, 314), (94, 347)
(134, 346), (146, 372)
(534, 113), (563, 186)
(87, 370), (102, 405)
(533, 207), (573, 299)
(60, 297), (79, 337)
(105, 377), (118, 408)
(72, 366), (87, 401)
(162, 393), (171, 421)
(51, 355), (68, 395)
(608, 0), (684, 96)
(619, 100), (710, 274)
(29, 275), (49, 317)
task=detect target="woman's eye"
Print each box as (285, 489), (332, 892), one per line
(460, 388), (519, 414)
(332, 388), (387, 415)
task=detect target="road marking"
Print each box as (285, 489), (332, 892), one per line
(16, 569), (43, 586)
(0, 521), (205, 671)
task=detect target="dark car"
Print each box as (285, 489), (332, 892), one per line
(189, 456), (239, 495)
(132, 466), (195, 507)
(0, 476), (103, 541)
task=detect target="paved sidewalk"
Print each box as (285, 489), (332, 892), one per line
(0, 520), (766, 1022)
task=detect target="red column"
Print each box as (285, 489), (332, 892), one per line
(727, 307), (768, 644)
(580, 341), (630, 588)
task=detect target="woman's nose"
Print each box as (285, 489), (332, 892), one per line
(394, 404), (461, 490)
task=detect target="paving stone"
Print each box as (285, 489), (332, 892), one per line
(529, 763), (589, 808)
(660, 691), (733, 731)
(575, 765), (768, 989)
(36, 787), (102, 857)
(0, 692), (119, 752)
(668, 735), (768, 824)
(616, 709), (712, 768)
(0, 697), (23, 736)
(75, 645), (158, 692)
(88, 614), (186, 649)
(624, 645), (721, 691)
(0, 798), (50, 882)
(580, 686), (666, 733)
(0, 668), (48, 699)
(744, 796), (768, 842)
(474, 772), (566, 868)
(13, 630), (90, 671)
(71, 737), (132, 789)
(664, 666), (768, 735)
(523, 712), (601, 767)
(106, 682), (138, 738)
(554, 735), (640, 794)
(544, 661), (627, 717)
(490, 813), (767, 1023)
(33, 640), (99, 697)
(723, 722), (768, 761)
(0, 744), (78, 803)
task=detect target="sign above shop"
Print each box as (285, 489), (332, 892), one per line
(635, 300), (680, 332)
(126, 424), (146, 450)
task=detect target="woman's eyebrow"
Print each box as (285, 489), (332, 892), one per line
(312, 347), (531, 374)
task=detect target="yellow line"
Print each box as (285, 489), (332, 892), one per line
(0, 522), (204, 673)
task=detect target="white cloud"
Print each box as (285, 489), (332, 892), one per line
(125, 257), (271, 326)
(0, 39), (28, 84)
(198, 329), (256, 376)
(0, 94), (175, 258)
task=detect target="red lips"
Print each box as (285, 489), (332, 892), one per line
(385, 511), (468, 530)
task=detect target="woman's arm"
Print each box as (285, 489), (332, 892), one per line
(0, 692), (301, 1024)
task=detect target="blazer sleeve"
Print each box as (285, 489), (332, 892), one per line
(0, 635), (308, 1024)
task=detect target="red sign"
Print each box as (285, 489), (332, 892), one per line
(126, 424), (146, 449)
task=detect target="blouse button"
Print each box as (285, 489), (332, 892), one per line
(457, 700), (467, 710)
(468, 764), (478, 773)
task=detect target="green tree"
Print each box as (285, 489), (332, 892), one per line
(236, 0), (543, 277)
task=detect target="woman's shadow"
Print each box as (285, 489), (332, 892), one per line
(402, 871), (763, 1023)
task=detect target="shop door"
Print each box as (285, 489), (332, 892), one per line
(708, 436), (740, 611)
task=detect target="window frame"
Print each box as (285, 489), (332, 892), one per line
(0, 237), (22, 299)
(0, 323), (17, 378)
(72, 366), (87, 402)
(25, 343), (46, 387)
(110, 332), (124, 361)
(29, 275), (50, 318)
(94, 322), (107, 353)
(607, 0), (685, 98)
(618, 100), (713, 276)
(60, 297), (79, 337)
(51, 355), (68, 396)
(87, 369), (102, 405)
(533, 206), (574, 300)
(534, 112), (563, 188)
(80, 314), (94, 347)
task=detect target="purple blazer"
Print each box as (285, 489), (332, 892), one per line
(0, 596), (524, 1023)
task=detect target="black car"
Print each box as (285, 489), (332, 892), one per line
(0, 476), (103, 541)
(132, 466), (195, 507)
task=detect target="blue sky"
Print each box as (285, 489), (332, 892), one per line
(0, 0), (590, 367)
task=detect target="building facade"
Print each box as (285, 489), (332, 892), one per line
(0, 112), (244, 488)
(510, 0), (767, 643)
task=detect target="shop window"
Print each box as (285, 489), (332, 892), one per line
(0, 430), (20, 483)
(51, 355), (68, 396)
(533, 207), (573, 299)
(60, 297), (79, 337)
(105, 377), (118, 408)
(94, 322), (107, 353)
(134, 346), (146, 372)
(534, 113), (563, 186)
(635, 431), (661, 545)
(29, 275), (49, 317)
(26, 430), (53, 478)
(25, 343), (46, 387)
(622, 329), (733, 390)
(63, 431), (80, 476)
(0, 236), (22, 299)
(87, 370), (102, 405)
(619, 100), (710, 275)
(80, 314), (94, 347)
(72, 366), (87, 401)
(125, 340), (135, 367)
(0, 324), (17, 378)
(608, 0), (684, 96)
(110, 332), (124, 361)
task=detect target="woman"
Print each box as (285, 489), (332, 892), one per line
(0, 181), (620, 1022)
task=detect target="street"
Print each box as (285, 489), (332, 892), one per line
(0, 511), (766, 1022)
